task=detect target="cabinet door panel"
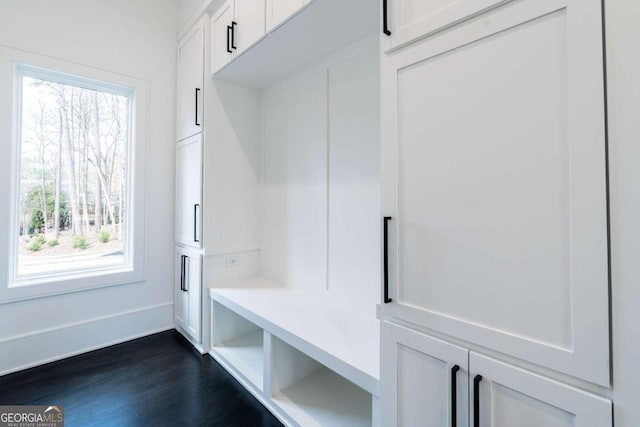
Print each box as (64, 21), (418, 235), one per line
(470, 353), (612, 427)
(174, 248), (189, 330)
(265, 0), (307, 32)
(185, 251), (202, 340)
(176, 134), (203, 248)
(382, 322), (468, 427)
(211, 0), (235, 74)
(381, 0), (608, 385)
(234, 0), (266, 56)
(177, 19), (204, 140)
(382, 0), (507, 52)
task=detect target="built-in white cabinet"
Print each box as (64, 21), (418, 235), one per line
(175, 246), (202, 343)
(471, 353), (612, 427)
(211, 0), (266, 74)
(211, 0), (235, 74)
(381, 322), (468, 427)
(381, 0), (505, 52)
(234, 0), (266, 55)
(177, 18), (204, 141)
(175, 134), (202, 248)
(380, 0), (609, 386)
(382, 322), (612, 427)
(265, 0), (309, 32)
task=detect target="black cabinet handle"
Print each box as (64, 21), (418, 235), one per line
(474, 375), (483, 427)
(231, 21), (237, 49)
(451, 365), (460, 427)
(194, 204), (200, 243)
(183, 256), (189, 292)
(226, 25), (232, 53)
(180, 255), (187, 291)
(383, 216), (392, 303)
(383, 0), (391, 36)
(195, 88), (200, 126)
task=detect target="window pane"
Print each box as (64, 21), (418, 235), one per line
(17, 75), (130, 277)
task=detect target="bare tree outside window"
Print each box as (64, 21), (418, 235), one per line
(17, 75), (130, 276)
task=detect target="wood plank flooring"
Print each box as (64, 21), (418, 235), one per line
(0, 330), (283, 427)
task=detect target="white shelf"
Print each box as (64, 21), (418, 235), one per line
(272, 368), (372, 427)
(209, 276), (380, 395)
(211, 331), (264, 389)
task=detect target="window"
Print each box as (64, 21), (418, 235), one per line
(0, 47), (147, 302)
(16, 68), (132, 278)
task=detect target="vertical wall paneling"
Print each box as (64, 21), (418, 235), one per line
(261, 39), (380, 315)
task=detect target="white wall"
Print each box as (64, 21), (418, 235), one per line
(607, 0), (640, 425)
(261, 38), (381, 317)
(0, 0), (178, 375)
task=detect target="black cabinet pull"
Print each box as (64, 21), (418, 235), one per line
(383, 0), (391, 36)
(231, 21), (237, 49)
(226, 25), (232, 53)
(474, 375), (483, 427)
(183, 256), (189, 292)
(451, 365), (460, 427)
(180, 255), (187, 292)
(194, 204), (200, 243)
(195, 88), (200, 126)
(383, 216), (392, 303)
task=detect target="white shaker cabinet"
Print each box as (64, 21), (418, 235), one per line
(175, 246), (203, 343)
(175, 134), (203, 248)
(177, 18), (204, 141)
(265, 0), (309, 32)
(381, 0), (507, 52)
(234, 0), (266, 56)
(211, 0), (266, 74)
(381, 322), (469, 427)
(381, 322), (612, 427)
(470, 353), (612, 427)
(380, 0), (609, 386)
(211, 0), (235, 74)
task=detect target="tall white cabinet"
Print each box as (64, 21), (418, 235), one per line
(175, 17), (206, 349)
(380, 0), (612, 425)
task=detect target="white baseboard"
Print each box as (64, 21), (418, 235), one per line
(0, 302), (174, 376)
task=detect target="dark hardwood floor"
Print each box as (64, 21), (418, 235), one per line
(0, 330), (283, 427)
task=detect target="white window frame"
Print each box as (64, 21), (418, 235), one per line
(0, 46), (147, 303)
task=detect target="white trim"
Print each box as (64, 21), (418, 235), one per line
(0, 303), (173, 376)
(0, 45), (147, 303)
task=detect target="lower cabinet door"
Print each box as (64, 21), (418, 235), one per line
(175, 246), (202, 342)
(175, 247), (188, 330)
(381, 321), (469, 427)
(470, 352), (612, 427)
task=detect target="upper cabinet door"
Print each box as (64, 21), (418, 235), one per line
(211, 0), (235, 74)
(176, 134), (203, 248)
(381, 0), (508, 52)
(381, 0), (609, 386)
(177, 19), (204, 141)
(470, 353), (612, 427)
(265, 0), (308, 32)
(234, 0), (266, 56)
(381, 322), (469, 427)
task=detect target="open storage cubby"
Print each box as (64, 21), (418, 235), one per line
(270, 336), (373, 427)
(210, 301), (264, 390)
